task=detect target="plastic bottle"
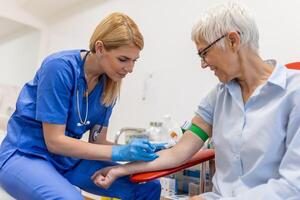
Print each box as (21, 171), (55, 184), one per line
(147, 121), (164, 142)
(162, 115), (183, 146)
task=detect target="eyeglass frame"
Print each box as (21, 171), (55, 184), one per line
(197, 34), (227, 62)
(197, 31), (242, 63)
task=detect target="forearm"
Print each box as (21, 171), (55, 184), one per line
(47, 134), (113, 160)
(89, 137), (115, 145)
(113, 132), (204, 176)
(99, 140), (115, 145)
(121, 149), (185, 175)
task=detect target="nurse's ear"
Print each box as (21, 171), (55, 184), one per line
(95, 40), (105, 57)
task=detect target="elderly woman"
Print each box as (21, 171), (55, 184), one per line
(91, 2), (300, 199)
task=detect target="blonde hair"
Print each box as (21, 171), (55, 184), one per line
(89, 12), (144, 106)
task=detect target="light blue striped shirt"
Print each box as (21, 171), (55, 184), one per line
(196, 61), (300, 200)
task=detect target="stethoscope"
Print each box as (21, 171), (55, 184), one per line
(76, 51), (90, 127)
(76, 90), (90, 127)
(76, 50), (108, 133)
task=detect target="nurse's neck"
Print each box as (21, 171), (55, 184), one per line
(81, 51), (103, 92)
(81, 51), (103, 86)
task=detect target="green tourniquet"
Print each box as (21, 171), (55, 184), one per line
(189, 123), (209, 142)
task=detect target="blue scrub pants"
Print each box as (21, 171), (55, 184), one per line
(0, 151), (161, 200)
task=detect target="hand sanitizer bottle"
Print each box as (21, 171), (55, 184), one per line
(163, 115), (183, 146)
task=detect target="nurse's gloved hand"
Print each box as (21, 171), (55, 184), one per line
(151, 142), (168, 152)
(112, 138), (159, 162)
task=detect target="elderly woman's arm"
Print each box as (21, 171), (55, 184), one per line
(92, 115), (212, 188)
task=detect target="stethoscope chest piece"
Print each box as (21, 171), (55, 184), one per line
(76, 121), (90, 127)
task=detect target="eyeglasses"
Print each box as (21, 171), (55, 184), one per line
(197, 34), (227, 62)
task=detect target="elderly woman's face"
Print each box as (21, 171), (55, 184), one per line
(196, 35), (240, 83)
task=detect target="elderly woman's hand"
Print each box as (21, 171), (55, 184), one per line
(91, 166), (122, 189)
(189, 195), (206, 200)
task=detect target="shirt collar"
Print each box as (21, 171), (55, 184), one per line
(265, 59), (287, 90)
(224, 59), (287, 91)
(78, 49), (88, 79)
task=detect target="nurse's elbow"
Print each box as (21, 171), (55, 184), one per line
(42, 123), (67, 154)
(45, 139), (60, 154)
(44, 135), (65, 154)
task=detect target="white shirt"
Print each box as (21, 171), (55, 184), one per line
(196, 61), (300, 200)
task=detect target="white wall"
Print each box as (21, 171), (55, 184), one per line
(1, 0), (300, 141)
(0, 30), (40, 86)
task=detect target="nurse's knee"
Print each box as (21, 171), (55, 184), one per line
(34, 186), (84, 200)
(151, 179), (162, 191)
(47, 184), (84, 200)
(57, 189), (84, 200)
(143, 179), (162, 194)
(0, 182), (84, 200)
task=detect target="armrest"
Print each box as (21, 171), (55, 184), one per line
(286, 62), (300, 70)
(130, 149), (215, 183)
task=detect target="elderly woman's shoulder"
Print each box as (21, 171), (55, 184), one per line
(286, 67), (300, 81)
(285, 68), (300, 97)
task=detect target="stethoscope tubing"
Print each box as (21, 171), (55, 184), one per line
(76, 51), (90, 127)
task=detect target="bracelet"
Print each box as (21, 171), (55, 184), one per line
(189, 123), (209, 142)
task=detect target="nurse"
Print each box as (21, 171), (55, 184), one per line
(0, 12), (161, 200)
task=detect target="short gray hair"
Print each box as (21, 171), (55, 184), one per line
(191, 1), (259, 52)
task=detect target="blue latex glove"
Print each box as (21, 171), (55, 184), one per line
(151, 143), (168, 152)
(112, 138), (159, 162)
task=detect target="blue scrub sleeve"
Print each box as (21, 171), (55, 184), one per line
(36, 59), (74, 124)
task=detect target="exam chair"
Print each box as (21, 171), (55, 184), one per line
(285, 62), (300, 69)
(130, 149), (215, 183)
(130, 148), (215, 195)
(130, 62), (300, 192)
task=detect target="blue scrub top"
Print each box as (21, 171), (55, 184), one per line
(0, 50), (114, 172)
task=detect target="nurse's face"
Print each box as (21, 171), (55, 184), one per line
(96, 42), (140, 81)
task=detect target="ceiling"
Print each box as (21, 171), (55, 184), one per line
(19, 0), (90, 22)
(0, 0), (105, 42)
(0, 17), (33, 42)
